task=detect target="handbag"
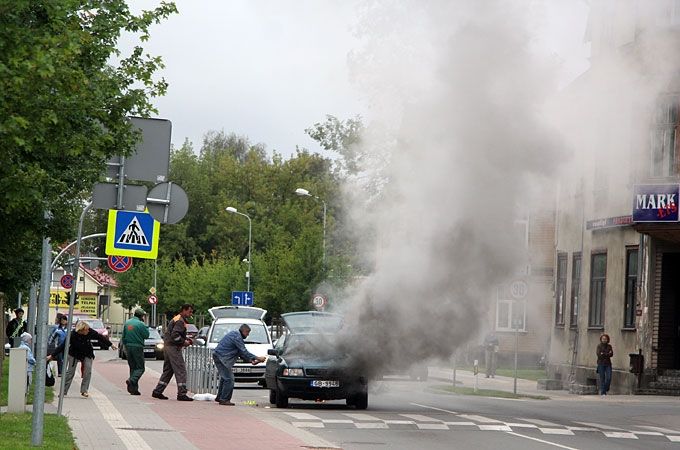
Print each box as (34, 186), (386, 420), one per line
(45, 362), (55, 387)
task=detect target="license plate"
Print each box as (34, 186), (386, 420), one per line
(310, 380), (339, 388)
(233, 367), (251, 374)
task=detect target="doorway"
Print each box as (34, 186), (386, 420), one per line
(657, 253), (680, 370)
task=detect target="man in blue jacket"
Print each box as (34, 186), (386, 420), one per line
(212, 324), (266, 405)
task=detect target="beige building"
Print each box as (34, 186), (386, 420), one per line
(548, 0), (680, 394)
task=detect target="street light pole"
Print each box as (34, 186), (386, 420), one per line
(226, 207), (252, 291)
(294, 188), (326, 268)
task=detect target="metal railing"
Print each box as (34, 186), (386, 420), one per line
(184, 345), (219, 394)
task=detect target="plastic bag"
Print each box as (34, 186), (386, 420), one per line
(45, 362), (55, 387)
(191, 393), (216, 401)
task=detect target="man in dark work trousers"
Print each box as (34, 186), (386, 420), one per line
(152, 304), (194, 401)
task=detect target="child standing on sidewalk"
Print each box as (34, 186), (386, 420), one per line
(19, 332), (36, 390)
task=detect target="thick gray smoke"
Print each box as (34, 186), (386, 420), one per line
(329, 0), (569, 377)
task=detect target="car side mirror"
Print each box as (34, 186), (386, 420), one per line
(195, 338), (206, 346)
(267, 348), (279, 356)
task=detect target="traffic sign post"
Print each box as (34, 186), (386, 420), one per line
(59, 274), (74, 290)
(312, 294), (327, 311)
(107, 255), (133, 273)
(231, 291), (254, 306)
(105, 210), (160, 259)
(148, 294), (158, 305)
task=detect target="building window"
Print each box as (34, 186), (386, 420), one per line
(589, 252), (607, 327)
(624, 248), (639, 329)
(570, 253), (581, 328)
(496, 285), (526, 332)
(651, 95), (680, 178)
(555, 253), (567, 325)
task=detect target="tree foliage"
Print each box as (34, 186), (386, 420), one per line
(0, 0), (177, 297)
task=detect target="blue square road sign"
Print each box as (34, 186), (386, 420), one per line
(231, 291), (254, 306)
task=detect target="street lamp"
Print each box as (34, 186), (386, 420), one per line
(226, 206), (252, 291)
(295, 188), (326, 267)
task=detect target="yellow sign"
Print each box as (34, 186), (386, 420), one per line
(105, 209), (160, 259)
(50, 291), (98, 316)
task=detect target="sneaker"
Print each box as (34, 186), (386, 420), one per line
(177, 394), (194, 402)
(81, 392), (89, 398)
(152, 391), (169, 400)
(214, 398), (221, 402)
(219, 400), (235, 406)
(131, 391), (141, 396)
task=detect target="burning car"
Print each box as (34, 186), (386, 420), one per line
(264, 311), (369, 409)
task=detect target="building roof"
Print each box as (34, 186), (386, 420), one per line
(80, 265), (118, 288)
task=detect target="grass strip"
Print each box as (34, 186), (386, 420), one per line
(0, 413), (76, 450)
(1, 360), (54, 406)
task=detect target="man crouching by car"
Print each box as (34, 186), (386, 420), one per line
(152, 304), (194, 401)
(212, 324), (266, 405)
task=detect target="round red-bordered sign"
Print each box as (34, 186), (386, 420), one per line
(312, 294), (327, 309)
(108, 255), (133, 273)
(148, 294), (158, 305)
(60, 274), (74, 289)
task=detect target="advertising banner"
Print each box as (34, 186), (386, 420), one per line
(49, 291), (98, 316)
(633, 184), (679, 222)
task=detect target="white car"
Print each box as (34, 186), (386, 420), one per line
(202, 306), (273, 386)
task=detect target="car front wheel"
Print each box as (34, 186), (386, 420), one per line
(353, 392), (368, 410)
(275, 387), (288, 408)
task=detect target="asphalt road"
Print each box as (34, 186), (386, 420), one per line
(143, 358), (680, 449)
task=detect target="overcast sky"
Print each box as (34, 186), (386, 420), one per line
(124, 1), (590, 156)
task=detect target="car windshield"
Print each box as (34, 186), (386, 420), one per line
(85, 319), (104, 329)
(285, 333), (335, 356)
(148, 328), (161, 339)
(282, 312), (343, 333)
(210, 323), (269, 344)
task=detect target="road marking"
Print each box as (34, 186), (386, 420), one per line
(89, 387), (152, 450)
(344, 413), (381, 421)
(479, 424), (512, 431)
(400, 414), (442, 422)
(602, 432), (638, 439)
(518, 418), (563, 427)
(633, 431), (663, 436)
(293, 422), (324, 428)
(506, 432), (579, 450)
(322, 419), (354, 424)
(355, 422), (388, 429)
(539, 428), (575, 435)
(416, 423), (449, 430)
(636, 425), (680, 434)
(667, 435), (680, 442)
(285, 412), (320, 420)
(574, 421), (624, 430)
(444, 421), (476, 426)
(506, 423), (538, 428)
(410, 402), (457, 414)
(459, 414), (502, 423)
(566, 426), (598, 432)
(384, 420), (416, 425)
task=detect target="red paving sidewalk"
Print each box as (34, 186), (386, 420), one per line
(92, 357), (327, 449)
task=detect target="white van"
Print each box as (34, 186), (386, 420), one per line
(200, 306), (273, 386)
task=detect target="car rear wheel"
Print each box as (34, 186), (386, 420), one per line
(274, 387), (288, 408)
(353, 392), (368, 410)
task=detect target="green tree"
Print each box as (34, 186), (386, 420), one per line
(0, 0), (177, 296)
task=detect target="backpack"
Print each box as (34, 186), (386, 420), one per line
(45, 362), (55, 387)
(46, 328), (60, 355)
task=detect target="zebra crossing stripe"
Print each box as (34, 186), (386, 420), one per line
(344, 413), (381, 421)
(400, 414), (442, 422)
(602, 432), (638, 439)
(356, 422), (388, 429)
(478, 424), (512, 431)
(539, 428), (575, 435)
(417, 423), (449, 430)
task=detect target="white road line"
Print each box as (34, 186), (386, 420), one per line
(410, 403), (457, 414)
(602, 431), (638, 439)
(458, 414), (502, 423)
(479, 424), (512, 431)
(574, 421), (624, 431)
(506, 423), (538, 428)
(636, 425), (680, 434)
(566, 426), (599, 432)
(285, 412), (320, 420)
(444, 422), (476, 426)
(416, 423), (449, 430)
(344, 413), (381, 421)
(667, 435), (680, 442)
(322, 419), (354, 424)
(506, 431), (579, 450)
(355, 422), (388, 429)
(400, 414), (442, 422)
(293, 422), (325, 428)
(384, 420), (416, 425)
(539, 428), (575, 436)
(518, 418), (563, 427)
(89, 387), (152, 450)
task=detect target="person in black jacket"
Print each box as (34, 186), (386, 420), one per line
(47, 320), (116, 397)
(6, 308), (27, 345)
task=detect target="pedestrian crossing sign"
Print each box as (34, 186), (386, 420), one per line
(105, 209), (160, 259)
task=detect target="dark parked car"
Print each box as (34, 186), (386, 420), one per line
(119, 327), (164, 360)
(265, 311), (369, 409)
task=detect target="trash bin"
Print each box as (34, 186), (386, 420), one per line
(629, 353), (644, 374)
